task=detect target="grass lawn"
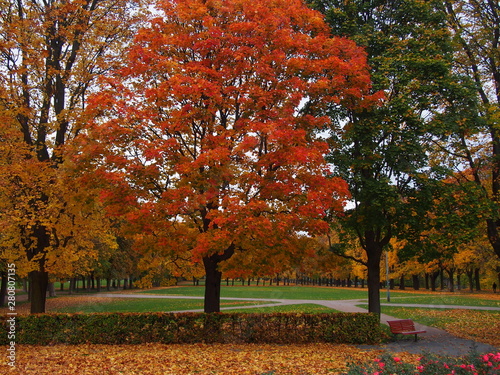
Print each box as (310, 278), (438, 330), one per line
(52, 298), (336, 314)
(379, 294), (500, 307)
(43, 285), (499, 314)
(50, 297), (266, 313)
(228, 303), (336, 314)
(10, 285), (499, 314)
(140, 285), (500, 306)
(140, 285), (376, 300)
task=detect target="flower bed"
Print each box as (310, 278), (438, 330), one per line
(344, 351), (500, 374)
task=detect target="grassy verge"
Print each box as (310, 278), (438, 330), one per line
(379, 294), (500, 307)
(227, 303), (336, 314)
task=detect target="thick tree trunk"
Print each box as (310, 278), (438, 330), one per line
(497, 266), (500, 288)
(487, 219), (500, 260)
(366, 252), (382, 316)
(474, 268), (481, 291)
(202, 245), (236, 313)
(203, 255), (223, 313)
(466, 269), (474, 292)
(29, 270), (49, 314)
(26, 223), (50, 313)
(48, 282), (56, 297)
(362, 228), (388, 317)
(69, 278), (75, 294)
(446, 268), (455, 292)
(21, 195), (51, 314)
(412, 274), (420, 290)
(430, 271), (439, 291)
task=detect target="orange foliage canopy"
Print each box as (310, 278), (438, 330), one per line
(85, 0), (378, 310)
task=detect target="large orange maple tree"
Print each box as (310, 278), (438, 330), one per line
(87, 0), (376, 312)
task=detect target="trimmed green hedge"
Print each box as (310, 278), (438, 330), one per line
(0, 312), (381, 345)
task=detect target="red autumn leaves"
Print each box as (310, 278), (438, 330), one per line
(84, 0), (379, 311)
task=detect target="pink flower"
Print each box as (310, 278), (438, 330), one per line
(417, 365), (424, 373)
(393, 357), (401, 363)
(378, 362), (385, 369)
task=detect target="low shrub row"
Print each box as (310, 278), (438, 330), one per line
(1, 312), (381, 345)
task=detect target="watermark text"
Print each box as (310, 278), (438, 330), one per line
(6, 263), (16, 367)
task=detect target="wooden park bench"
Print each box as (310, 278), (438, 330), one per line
(387, 319), (426, 342)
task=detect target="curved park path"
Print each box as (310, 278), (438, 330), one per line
(98, 293), (500, 356)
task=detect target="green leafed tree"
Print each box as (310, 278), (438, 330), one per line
(430, 0), (500, 261)
(310, 0), (457, 315)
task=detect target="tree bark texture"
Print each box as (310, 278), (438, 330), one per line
(29, 270), (49, 314)
(202, 245), (235, 313)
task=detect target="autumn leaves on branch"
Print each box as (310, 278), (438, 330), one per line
(83, 0), (381, 312)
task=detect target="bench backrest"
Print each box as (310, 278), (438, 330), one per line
(388, 319), (416, 333)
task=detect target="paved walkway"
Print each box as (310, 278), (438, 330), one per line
(98, 293), (500, 356)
